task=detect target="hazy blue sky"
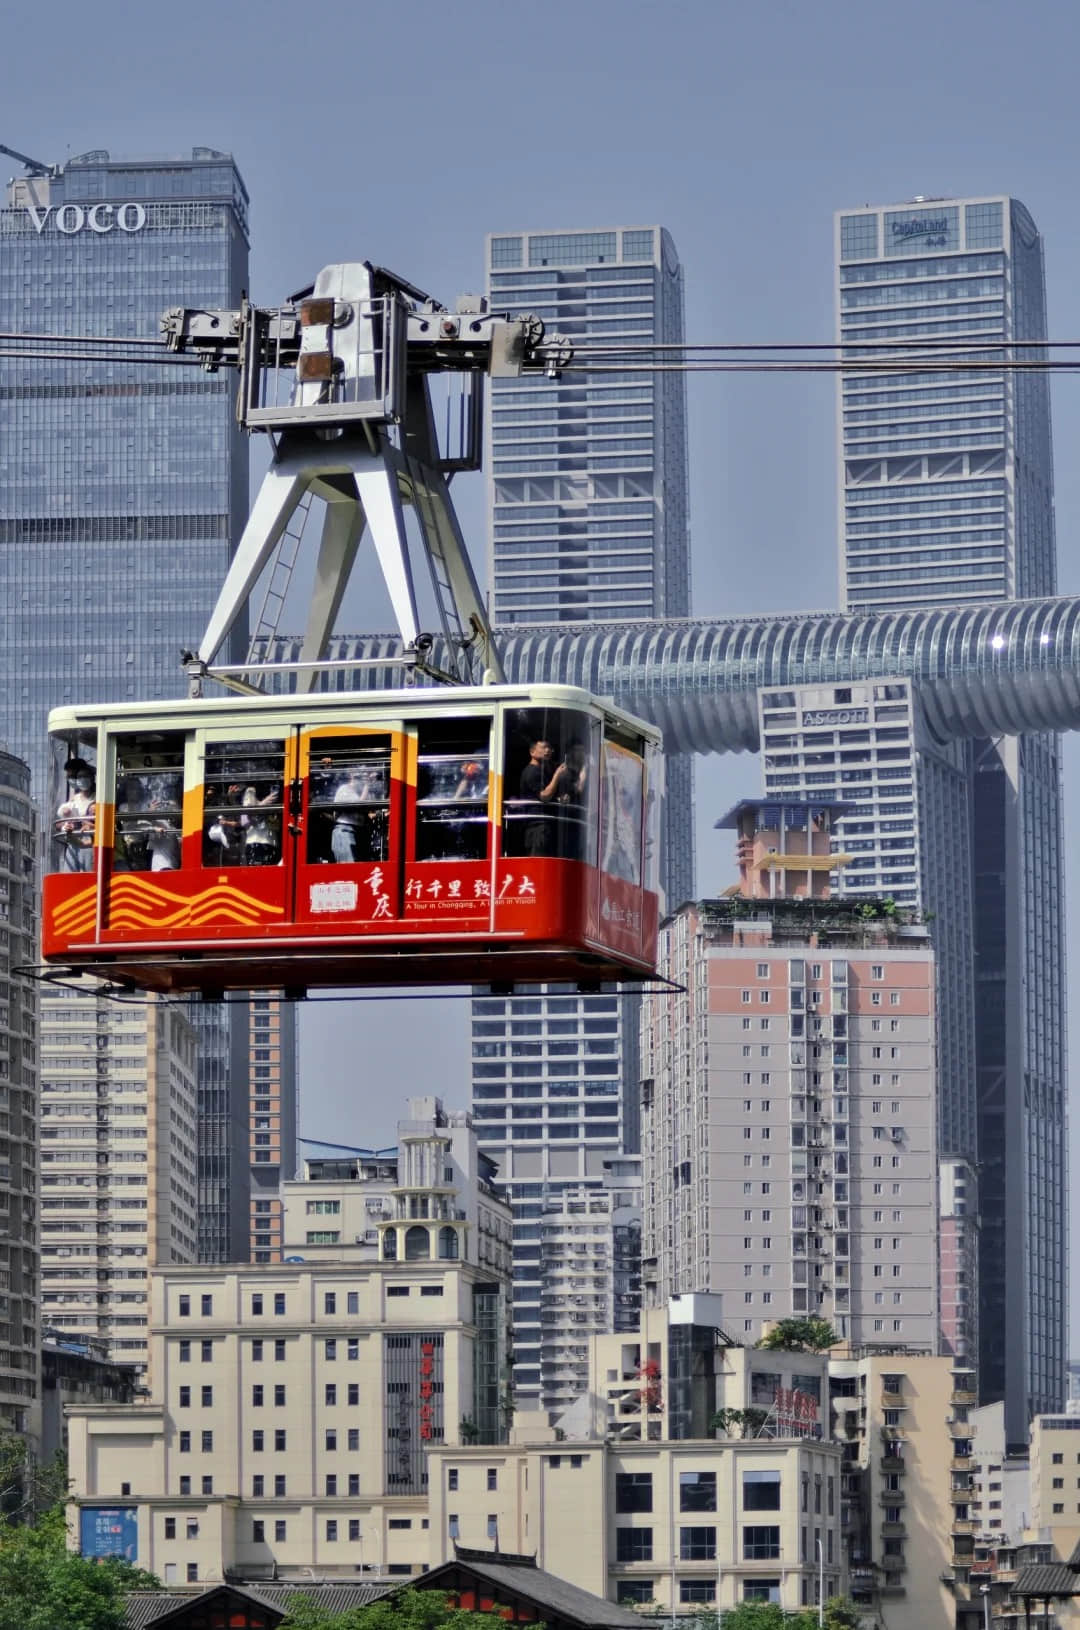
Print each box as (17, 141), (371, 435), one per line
(9, 0), (1080, 1324)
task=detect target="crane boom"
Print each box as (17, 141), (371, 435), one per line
(0, 142), (55, 176)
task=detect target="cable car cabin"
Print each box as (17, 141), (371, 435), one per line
(42, 684), (663, 995)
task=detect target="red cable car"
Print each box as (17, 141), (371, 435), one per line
(41, 684), (663, 996)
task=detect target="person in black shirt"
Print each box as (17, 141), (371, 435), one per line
(518, 740), (563, 856)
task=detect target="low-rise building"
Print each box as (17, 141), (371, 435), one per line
(427, 1432), (843, 1616)
(66, 1099), (512, 1586)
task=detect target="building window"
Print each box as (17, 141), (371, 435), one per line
(274, 1339), (286, 1361)
(178, 1295), (190, 1317)
(348, 1384), (359, 1405)
(487, 1468), (498, 1491)
(326, 1520), (338, 1541)
(349, 1520), (361, 1542)
(275, 1430), (287, 1451)
(178, 1341), (191, 1363)
(325, 1339), (337, 1361)
(274, 1293), (286, 1315)
(274, 1476), (286, 1497)
(178, 1387), (190, 1408)
(164, 1518), (176, 1539)
(347, 1292), (359, 1315)
(615, 1528), (653, 1562)
(618, 1583), (656, 1605)
(743, 1526), (781, 1560)
(325, 1292), (337, 1314)
(274, 1385), (286, 1406)
(252, 1521), (265, 1542)
(275, 1520), (287, 1542)
(200, 1341), (213, 1362)
(253, 1475), (264, 1496)
(252, 1385), (264, 1407)
(348, 1429), (360, 1451)
(326, 1384), (337, 1406)
(326, 1475), (337, 1495)
(680, 1526), (717, 1561)
(252, 1340), (263, 1362)
(201, 1477), (213, 1495)
(252, 1294), (264, 1315)
(179, 1477), (191, 1496)
(201, 1431), (213, 1452)
(201, 1387), (213, 1407)
(615, 1472), (653, 1513)
(680, 1582), (717, 1604)
(201, 1294), (213, 1316)
(178, 1431), (191, 1453)
(744, 1471), (782, 1511)
(743, 1580), (782, 1603)
(187, 1564), (198, 1583)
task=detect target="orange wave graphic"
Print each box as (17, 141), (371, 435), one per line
(51, 875), (284, 938)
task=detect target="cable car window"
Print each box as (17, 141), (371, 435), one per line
(502, 708), (599, 861)
(202, 740), (285, 867)
(49, 731), (97, 874)
(307, 737), (390, 865)
(643, 742), (664, 897)
(415, 719), (490, 863)
(600, 727), (644, 885)
(114, 733), (186, 873)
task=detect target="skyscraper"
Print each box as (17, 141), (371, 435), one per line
(833, 196), (1064, 1440)
(476, 225), (692, 1409)
(0, 147), (288, 1265)
(0, 746), (39, 1436)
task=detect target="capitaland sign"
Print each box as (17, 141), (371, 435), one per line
(892, 217), (949, 239)
(802, 708), (870, 727)
(24, 202), (147, 235)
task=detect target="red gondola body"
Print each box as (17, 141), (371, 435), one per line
(42, 685), (663, 995)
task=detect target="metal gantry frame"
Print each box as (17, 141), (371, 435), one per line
(163, 261), (570, 697)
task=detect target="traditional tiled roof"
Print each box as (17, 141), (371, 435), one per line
(124, 1581), (392, 1628)
(1013, 1563), (1080, 1598)
(422, 1555), (646, 1629)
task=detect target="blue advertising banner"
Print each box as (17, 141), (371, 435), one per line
(80, 1505), (137, 1560)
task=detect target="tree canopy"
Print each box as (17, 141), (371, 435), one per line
(755, 1317), (838, 1353)
(0, 1503), (160, 1630)
(678, 1598), (860, 1630)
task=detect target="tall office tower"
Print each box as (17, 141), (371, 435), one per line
(477, 225), (692, 1410)
(835, 198), (1064, 1440)
(248, 997), (299, 1263)
(0, 749), (39, 1436)
(39, 988), (198, 1375)
(0, 147), (260, 1264)
(641, 800), (939, 1351)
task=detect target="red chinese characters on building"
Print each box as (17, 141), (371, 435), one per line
(774, 1385), (819, 1435)
(419, 1340), (435, 1441)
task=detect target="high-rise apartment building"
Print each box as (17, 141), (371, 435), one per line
(0, 146), (289, 1264)
(39, 990), (198, 1374)
(0, 747), (38, 1436)
(834, 196), (1065, 1438)
(248, 997), (298, 1263)
(477, 226), (692, 1410)
(641, 801), (939, 1352)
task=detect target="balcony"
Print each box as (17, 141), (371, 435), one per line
(951, 1389), (978, 1407)
(880, 1556), (906, 1575)
(880, 1455), (906, 1474)
(881, 1522), (906, 1539)
(878, 1490), (905, 1507)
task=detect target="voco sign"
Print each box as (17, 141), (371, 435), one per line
(25, 203), (147, 236)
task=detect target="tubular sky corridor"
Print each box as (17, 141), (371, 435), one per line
(321, 594), (1080, 753)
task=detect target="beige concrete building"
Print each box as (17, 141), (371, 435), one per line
(427, 1432), (843, 1616)
(247, 995), (298, 1264)
(40, 987), (197, 1375)
(66, 1099), (512, 1585)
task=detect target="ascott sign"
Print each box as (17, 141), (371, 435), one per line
(24, 202), (147, 235)
(801, 707), (869, 728)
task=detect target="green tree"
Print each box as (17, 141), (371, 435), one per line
(0, 1503), (159, 1630)
(755, 1317), (838, 1353)
(279, 1586), (539, 1630)
(708, 1407), (771, 1439)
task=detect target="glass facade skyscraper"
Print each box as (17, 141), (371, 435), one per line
(833, 197), (1064, 1441)
(0, 147), (280, 1267)
(477, 226), (692, 1410)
